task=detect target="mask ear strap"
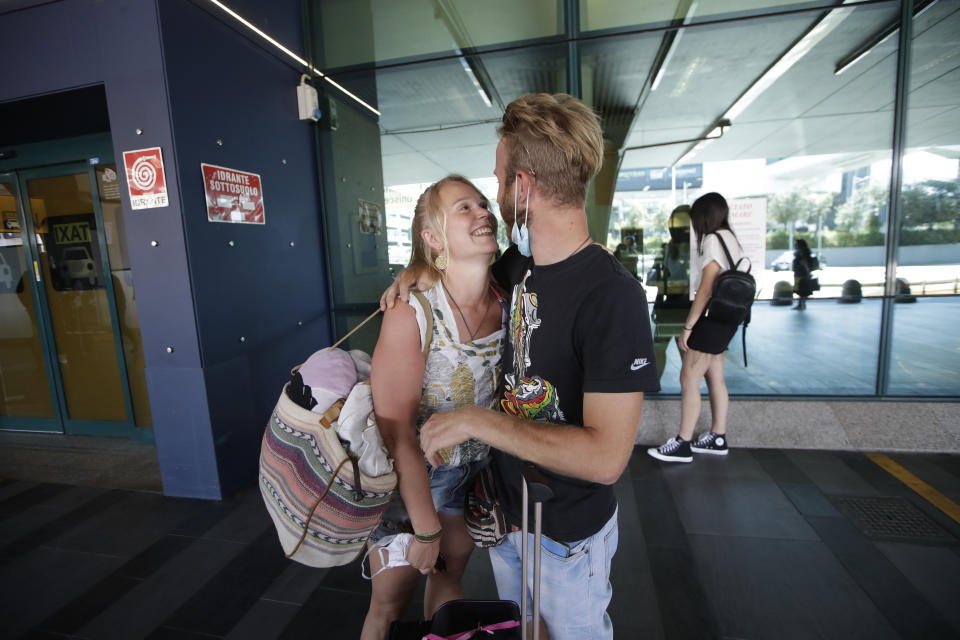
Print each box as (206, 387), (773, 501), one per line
(360, 540), (394, 580)
(515, 173), (530, 231)
(513, 175), (520, 225)
(524, 183), (531, 228)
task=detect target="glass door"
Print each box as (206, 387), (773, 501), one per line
(0, 175), (58, 428)
(0, 163), (139, 436)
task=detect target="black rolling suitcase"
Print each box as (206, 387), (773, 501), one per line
(387, 463), (553, 640)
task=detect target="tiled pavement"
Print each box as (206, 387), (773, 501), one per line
(2, 447), (959, 639)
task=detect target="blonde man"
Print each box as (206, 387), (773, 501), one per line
(403, 93), (659, 639)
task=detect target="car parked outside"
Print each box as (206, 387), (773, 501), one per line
(770, 249), (827, 271)
(771, 251), (793, 271)
(60, 246), (97, 288)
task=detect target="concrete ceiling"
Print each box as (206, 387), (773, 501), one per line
(355, 1), (960, 188)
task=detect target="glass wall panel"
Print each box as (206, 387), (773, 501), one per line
(312, 0), (563, 70)
(312, 1), (958, 398)
(889, 0), (960, 396)
(604, 3), (899, 394)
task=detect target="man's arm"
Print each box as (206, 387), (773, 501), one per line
(419, 391), (645, 485)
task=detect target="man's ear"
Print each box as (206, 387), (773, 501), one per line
(515, 170), (539, 207)
(514, 170), (530, 199)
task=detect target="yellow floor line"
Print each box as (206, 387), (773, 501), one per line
(867, 452), (960, 526)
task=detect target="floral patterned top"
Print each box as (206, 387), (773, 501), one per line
(411, 283), (506, 467)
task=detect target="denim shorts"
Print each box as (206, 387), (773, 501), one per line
(369, 459), (487, 546)
(488, 508), (619, 640)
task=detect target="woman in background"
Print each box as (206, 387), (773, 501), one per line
(792, 238), (816, 310)
(648, 192), (744, 462)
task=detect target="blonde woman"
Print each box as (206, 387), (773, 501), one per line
(360, 175), (506, 640)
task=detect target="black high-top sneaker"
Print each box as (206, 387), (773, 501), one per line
(691, 432), (729, 455)
(647, 436), (693, 463)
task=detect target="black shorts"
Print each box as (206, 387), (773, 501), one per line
(687, 314), (739, 354)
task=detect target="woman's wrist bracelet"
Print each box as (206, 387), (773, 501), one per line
(414, 527), (442, 543)
(683, 326), (694, 331)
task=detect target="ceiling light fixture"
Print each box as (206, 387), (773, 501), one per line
(723, 2), (855, 122)
(203, 0), (381, 117)
(834, 0), (938, 75)
(624, 118), (730, 153)
(457, 51), (494, 108)
(673, 1), (857, 167)
(435, 0), (501, 110)
(650, 1), (699, 92)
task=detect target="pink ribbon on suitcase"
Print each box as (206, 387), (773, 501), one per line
(422, 619), (521, 640)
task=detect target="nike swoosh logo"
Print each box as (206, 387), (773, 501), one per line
(631, 359), (649, 371)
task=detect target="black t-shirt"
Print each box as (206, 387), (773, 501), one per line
(491, 244), (660, 541)
(491, 244), (527, 291)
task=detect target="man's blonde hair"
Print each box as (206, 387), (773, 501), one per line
(497, 93), (604, 207)
(408, 174), (486, 284)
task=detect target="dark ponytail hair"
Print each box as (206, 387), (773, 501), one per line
(690, 192), (734, 254)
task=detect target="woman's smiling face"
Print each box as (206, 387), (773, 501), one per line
(437, 181), (498, 260)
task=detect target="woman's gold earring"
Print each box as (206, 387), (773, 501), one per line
(433, 254), (448, 271)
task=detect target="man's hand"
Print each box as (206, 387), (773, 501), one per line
(419, 407), (479, 467)
(379, 265), (434, 311)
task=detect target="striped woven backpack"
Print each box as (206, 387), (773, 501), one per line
(259, 291), (432, 567)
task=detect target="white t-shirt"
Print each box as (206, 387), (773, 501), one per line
(691, 229), (746, 297)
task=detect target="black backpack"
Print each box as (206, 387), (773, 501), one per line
(703, 233), (756, 365)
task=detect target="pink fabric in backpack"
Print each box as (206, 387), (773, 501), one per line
(297, 348), (358, 413)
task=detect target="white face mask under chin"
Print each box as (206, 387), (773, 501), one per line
(361, 533), (413, 579)
(511, 178), (531, 257)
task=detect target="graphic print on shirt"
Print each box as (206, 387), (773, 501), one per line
(500, 372), (565, 422)
(511, 271), (541, 376)
(502, 271), (565, 423)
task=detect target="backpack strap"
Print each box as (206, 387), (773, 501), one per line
(742, 324), (748, 368)
(410, 290), (434, 358)
(328, 308), (381, 351)
(322, 291), (433, 358)
(741, 305), (752, 367)
(712, 232), (735, 270)
(712, 232), (751, 274)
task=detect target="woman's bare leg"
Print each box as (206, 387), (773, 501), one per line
(423, 512), (475, 617)
(679, 348), (713, 441)
(360, 544), (422, 640)
(703, 352), (728, 435)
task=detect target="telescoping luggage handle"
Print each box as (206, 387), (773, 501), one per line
(521, 463), (554, 640)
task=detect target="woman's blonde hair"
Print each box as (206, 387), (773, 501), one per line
(497, 93), (604, 207)
(408, 174), (486, 283)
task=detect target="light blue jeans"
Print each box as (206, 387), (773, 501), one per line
(369, 460), (485, 545)
(488, 508), (619, 640)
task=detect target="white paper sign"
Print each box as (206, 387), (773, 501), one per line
(728, 197), (767, 274)
(688, 197), (768, 300)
